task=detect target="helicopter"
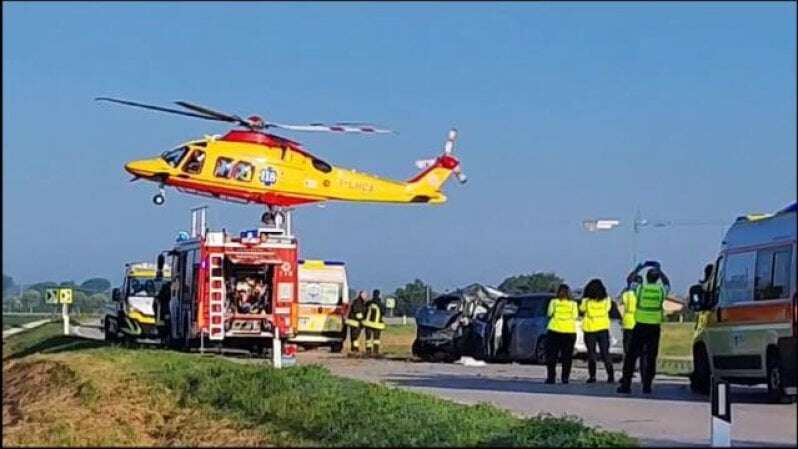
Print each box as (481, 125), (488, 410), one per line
(97, 98), (466, 224)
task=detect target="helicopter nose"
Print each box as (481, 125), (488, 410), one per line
(125, 160), (154, 178)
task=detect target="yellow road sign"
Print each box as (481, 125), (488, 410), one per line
(45, 288), (59, 304)
(58, 288), (73, 304)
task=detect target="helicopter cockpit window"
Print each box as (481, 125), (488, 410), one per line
(183, 150), (206, 174)
(161, 146), (188, 168)
(214, 157), (234, 178)
(312, 157), (332, 173)
(232, 161), (254, 182)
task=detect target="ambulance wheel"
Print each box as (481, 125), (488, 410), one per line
(104, 317), (117, 343)
(766, 348), (789, 403)
(152, 193), (165, 205)
(330, 342), (343, 353)
(690, 344), (710, 395)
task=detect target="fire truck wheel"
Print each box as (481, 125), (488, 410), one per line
(330, 342), (344, 353)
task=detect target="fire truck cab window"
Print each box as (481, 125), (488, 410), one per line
(214, 157), (234, 178)
(232, 161), (254, 182)
(161, 146), (188, 168)
(183, 150), (206, 174)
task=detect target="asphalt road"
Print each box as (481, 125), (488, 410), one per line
(299, 351), (797, 447)
(68, 323), (795, 447)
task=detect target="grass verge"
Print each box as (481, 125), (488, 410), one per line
(4, 323), (637, 447)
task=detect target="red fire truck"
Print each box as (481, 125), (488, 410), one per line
(158, 208), (298, 365)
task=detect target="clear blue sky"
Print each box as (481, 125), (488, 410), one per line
(3, 2), (796, 296)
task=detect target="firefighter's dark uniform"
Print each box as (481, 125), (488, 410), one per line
(362, 297), (386, 355)
(345, 296), (367, 352)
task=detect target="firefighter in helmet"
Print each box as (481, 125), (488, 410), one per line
(345, 290), (368, 352)
(362, 289), (386, 355)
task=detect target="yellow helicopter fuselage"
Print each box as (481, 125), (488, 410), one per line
(124, 130), (459, 207)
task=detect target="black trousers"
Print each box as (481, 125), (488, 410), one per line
(621, 323), (661, 389)
(545, 331), (576, 382)
(622, 329), (641, 378)
(584, 329), (614, 380)
(349, 325), (362, 351)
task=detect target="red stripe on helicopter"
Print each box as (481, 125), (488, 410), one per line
(406, 155), (460, 183)
(167, 177), (321, 207)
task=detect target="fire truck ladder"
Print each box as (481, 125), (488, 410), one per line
(208, 254), (226, 341)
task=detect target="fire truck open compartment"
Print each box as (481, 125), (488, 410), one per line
(161, 208), (299, 365)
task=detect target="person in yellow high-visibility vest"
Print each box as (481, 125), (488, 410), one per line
(579, 279), (615, 383)
(618, 265), (671, 395)
(345, 290), (368, 352)
(545, 284), (579, 384)
(362, 289), (386, 355)
(621, 274), (642, 355)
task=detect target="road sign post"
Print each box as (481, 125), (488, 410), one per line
(711, 378), (732, 447)
(58, 288), (73, 336)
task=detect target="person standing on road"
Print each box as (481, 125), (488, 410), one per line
(580, 279), (615, 383)
(621, 274), (641, 356)
(362, 289), (386, 355)
(545, 284), (579, 384)
(345, 290), (368, 352)
(618, 265), (671, 395)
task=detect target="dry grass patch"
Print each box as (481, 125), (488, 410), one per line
(2, 355), (271, 447)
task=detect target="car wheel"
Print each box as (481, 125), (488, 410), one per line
(330, 342), (344, 353)
(535, 336), (547, 364)
(767, 349), (789, 403)
(690, 344), (710, 395)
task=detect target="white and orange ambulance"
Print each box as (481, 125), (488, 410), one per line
(688, 202), (796, 402)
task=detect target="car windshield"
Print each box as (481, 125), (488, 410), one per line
(299, 282), (341, 305)
(434, 295), (461, 311)
(128, 278), (163, 297)
(161, 146), (188, 167)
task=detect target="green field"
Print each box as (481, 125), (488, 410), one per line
(3, 323), (636, 447)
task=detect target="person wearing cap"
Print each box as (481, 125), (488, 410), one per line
(618, 265), (671, 394)
(362, 289), (386, 355)
(345, 290), (368, 352)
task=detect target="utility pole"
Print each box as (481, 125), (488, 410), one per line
(584, 209), (727, 266)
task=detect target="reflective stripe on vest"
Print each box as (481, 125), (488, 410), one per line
(582, 297), (611, 332)
(547, 299), (577, 333)
(621, 290), (636, 330)
(635, 284), (664, 324)
(362, 303), (385, 330)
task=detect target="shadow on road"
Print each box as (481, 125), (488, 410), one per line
(384, 372), (777, 405)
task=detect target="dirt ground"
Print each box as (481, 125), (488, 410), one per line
(2, 354), (271, 447)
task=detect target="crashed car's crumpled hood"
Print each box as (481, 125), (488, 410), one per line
(415, 283), (506, 330)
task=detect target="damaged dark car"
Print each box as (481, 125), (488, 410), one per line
(412, 283), (505, 362)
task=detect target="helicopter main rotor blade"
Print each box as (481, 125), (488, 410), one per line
(174, 101), (245, 124)
(95, 97), (222, 121)
(268, 122), (395, 134)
